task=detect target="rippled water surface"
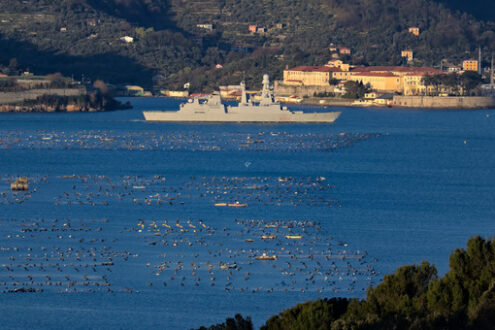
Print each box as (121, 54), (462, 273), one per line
(0, 98), (494, 329)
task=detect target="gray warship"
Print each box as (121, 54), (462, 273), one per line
(143, 75), (341, 123)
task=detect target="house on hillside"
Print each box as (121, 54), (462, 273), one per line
(197, 24), (214, 31)
(462, 60), (479, 72)
(401, 50), (414, 61)
(257, 27), (267, 34)
(408, 26), (420, 36)
(120, 36), (134, 43)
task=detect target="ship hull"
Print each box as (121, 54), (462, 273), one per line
(143, 111), (341, 123)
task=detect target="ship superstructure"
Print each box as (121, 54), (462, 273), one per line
(143, 75), (341, 123)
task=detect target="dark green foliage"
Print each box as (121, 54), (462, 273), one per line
(197, 314), (253, 330)
(255, 236), (495, 330)
(0, 1), (493, 90)
(261, 298), (349, 330)
(427, 236), (495, 326)
(460, 72), (483, 95)
(343, 81), (369, 99)
(19, 91), (130, 112)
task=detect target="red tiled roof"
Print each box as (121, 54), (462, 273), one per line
(351, 66), (441, 74)
(353, 72), (398, 77)
(287, 66), (341, 72)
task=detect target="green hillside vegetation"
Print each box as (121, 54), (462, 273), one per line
(0, 1), (494, 91)
(199, 236), (495, 330)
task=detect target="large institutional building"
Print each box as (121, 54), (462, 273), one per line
(282, 63), (442, 95)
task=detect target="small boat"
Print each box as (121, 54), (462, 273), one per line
(11, 177), (29, 191)
(245, 239), (254, 242)
(286, 235), (302, 239)
(261, 235), (276, 240)
(228, 202), (247, 207)
(255, 253), (277, 261)
(214, 202), (227, 207)
(220, 263), (237, 270)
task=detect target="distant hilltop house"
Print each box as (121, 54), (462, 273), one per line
(401, 50), (414, 61)
(408, 26), (420, 36)
(120, 36), (134, 43)
(196, 24), (214, 31)
(60, 27), (67, 32)
(86, 19), (97, 27)
(442, 62), (462, 72)
(248, 25), (267, 34)
(462, 60), (479, 72)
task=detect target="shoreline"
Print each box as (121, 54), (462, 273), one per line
(298, 96), (495, 110)
(145, 95), (495, 110)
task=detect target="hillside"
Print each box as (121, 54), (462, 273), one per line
(0, 0), (494, 91)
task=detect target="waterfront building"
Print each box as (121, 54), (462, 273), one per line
(350, 66), (442, 94)
(325, 59), (350, 72)
(282, 65), (442, 95)
(348, 72), (402, 93)
(124, 85), (144, 96)
(283, 66), (349, 86)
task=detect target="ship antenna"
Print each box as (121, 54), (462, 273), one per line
(260, 74), (272, 106)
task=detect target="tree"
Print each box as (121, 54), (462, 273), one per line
(262, 298), (349, 330)
(203, 236), (495, 330)
(197, 314), (253, 330)
(343, 81), (368, 99)
(93, 80), (110, 95)
(8, 58), (19, 75)
(460, 72), (482, 95)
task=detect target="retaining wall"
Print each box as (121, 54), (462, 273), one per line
(392, 96), (495, 109)
(0, 88), (85, 105)
(274, 81), (335, 97)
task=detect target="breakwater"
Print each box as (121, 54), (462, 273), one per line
(392, 96), (495, 109)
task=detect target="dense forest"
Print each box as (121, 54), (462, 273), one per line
(0, 0), (494, 91)
(199, 236), (495, 330)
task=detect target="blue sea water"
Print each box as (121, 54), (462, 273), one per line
(0, 97), (494, 329)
